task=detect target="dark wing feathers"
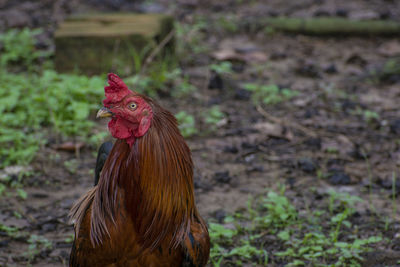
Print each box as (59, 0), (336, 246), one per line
(94, 141), (113, 186)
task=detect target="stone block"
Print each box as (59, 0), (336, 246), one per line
(55, 13), (174, 75)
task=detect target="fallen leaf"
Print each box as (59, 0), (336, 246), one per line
(212, 48), (243, 62)
(378, 41), (400, 57)
(242, 51), (268, 62)
(360, 90), (397, 111)
(53, 142), (84, 152)
(322, 135), (354, 156)
(253, 122), (293, 140)
(212, 37), (269, 63)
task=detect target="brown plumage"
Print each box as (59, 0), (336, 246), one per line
(69, 74), (210, 266)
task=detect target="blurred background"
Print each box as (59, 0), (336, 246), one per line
(1, 0), (400, 266)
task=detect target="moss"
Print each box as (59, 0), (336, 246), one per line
(263, 17), (400, 36)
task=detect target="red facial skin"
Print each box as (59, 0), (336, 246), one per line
(102, 74), (153, 147)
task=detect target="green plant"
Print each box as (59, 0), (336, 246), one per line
(65, 233), (75, 243)
(210, 61), (233, 75)
(227, 240), (268, 265)
(0, 224), (20, 238)
(0, 183), (6, 196)
(215, 15), (239, 33)
(244, 83), (298, 105)
(64, 159), (79, 174)
(175, 111), (197, 138)
(203, 106), (225, 131)
(352, 107), (380, 124)
(26, 234), (52, 263)
(208, 189), (386, 266)
(0, 70), (106, 167)
(0, 28), (49, 70)
(378, 57), (400, 82)
(16, 188), (28, 200)
(256, 190), (297, 230)
(175, 17), (209, 57)
(363, 110), (380, 122)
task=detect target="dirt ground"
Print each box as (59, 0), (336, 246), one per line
(1, 0), (400, 266)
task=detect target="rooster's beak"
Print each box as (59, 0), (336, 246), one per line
(96, 107), (113, 118)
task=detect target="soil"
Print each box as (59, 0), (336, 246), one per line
(1, 0), (400, 266)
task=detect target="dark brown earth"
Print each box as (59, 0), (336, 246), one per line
(1, 0), (400, 266)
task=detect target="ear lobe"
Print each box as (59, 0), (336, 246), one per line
(135, 110), (152, 137)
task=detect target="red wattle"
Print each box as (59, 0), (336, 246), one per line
(108, 118), (132, 140)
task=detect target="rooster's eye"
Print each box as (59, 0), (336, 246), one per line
(128, 103), (137, 110)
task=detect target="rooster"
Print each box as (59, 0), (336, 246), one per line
(69, 73), (210, 266)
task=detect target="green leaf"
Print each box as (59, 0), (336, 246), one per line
(278, 230), (290, 241)
(16, 188), (27, 200)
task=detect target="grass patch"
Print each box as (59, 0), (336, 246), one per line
(0, 27), (200, 168)
(208, 187), (386, 266)
(0, 70), (105, 167)
(176, 111), (197, 138)
(0, 28), (49, 71)
(244, 83), (298, 106)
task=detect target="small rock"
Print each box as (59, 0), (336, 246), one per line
(241, 142), (257, 150)
(379, 10), (391, 19)
(246, 165), (263, 173)
(32, 193), (49, 199)
(341, 99), (358, 113)
(194, 180), (212, 191)
(346, 54), (367, 66)
(235, 44), (259, 54)
(208, 96), (222, 105)
(296, 61), (320, 78)
(41, 222), (57, 232)
(286, 177), (296, 188)
(231, 62), (245, 73)
(304, 138), (321, 149)
(0, 240), (10, 247)
(214, 209), (226, 223)
(314, 9), (331, 17)
(270, 51), (287, 60)
(223, 146), (239, 154)
(244, 154), (255, 163)
(59, 249), (70, 260)
(324, 64), (338, 74)
(376, 175), (400, 195)
(349, 145), (366, 160)
(60, 198), (75, 209)
(214, 171), (231, 184)
(304, 108), (318, 118)
(335, 8), (348, 17)
(208, 71), (223, 90)
(390, 119), (400, 135)
(298, 158), (316, 173)
(328, 170), (351, 185)
(234, 88), (251, 101)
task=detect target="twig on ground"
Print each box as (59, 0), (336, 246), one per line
(139, 29), (175, 76)
(256, 105), (318, 138)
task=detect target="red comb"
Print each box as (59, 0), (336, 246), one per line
(103, 73), (132, 106)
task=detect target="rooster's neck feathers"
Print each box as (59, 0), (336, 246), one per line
(72, 99), (197, 251)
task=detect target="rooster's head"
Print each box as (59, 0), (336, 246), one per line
(97, 73), (153, 146)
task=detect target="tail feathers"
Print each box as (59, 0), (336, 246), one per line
(69, 187), (96, 237)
